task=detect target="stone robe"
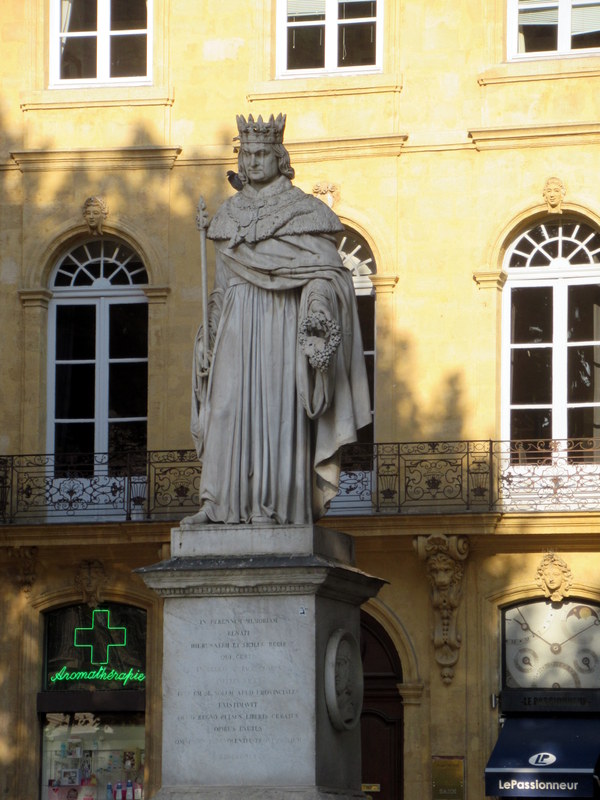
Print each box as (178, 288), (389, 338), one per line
(191, 175), (370, 524)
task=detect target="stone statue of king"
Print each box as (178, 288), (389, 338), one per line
(185, 113), (371, 526)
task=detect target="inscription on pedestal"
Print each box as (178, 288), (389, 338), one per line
(162, 596), (315, 786)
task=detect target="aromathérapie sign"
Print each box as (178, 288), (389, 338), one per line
(45, 604), (146, 691)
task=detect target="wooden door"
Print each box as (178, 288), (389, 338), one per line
(360, 611), (404, 800)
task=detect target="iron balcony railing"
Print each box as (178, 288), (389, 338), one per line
(2, 439), (600, 524)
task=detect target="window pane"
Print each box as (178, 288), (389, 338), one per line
(511, 348), (552, 404)
(55, 364), (95, 418)
(108, 422), (147, 473)
(56, 305), (96, 360)
(568, 284), (600, 341)
(356, 294), (375, 351)
(63, 0), (97, 32)
(60, 36), (97, 79)
(338, 21), (376, 66)
(511, 408), (552, 439)
(568, 406), (600, 439)
(518, 5), (558, 52)
(572, 3), (600, 49)
(109, 363), (148, 418)
(511, 286), (552, 344)
(110, 34), (147, 77)
(42, 712), (145, 796)
(568, 345), (600, 402)
(110, 304), (148, 358)
(287, 25), (325, 68)
(111, 0), (147, 30)
(288, 0), (326, 21)
(338, 1), (376, 20)
(54, 422), (95, 476)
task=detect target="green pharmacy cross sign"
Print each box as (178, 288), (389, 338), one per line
(74, 608), (127, 665)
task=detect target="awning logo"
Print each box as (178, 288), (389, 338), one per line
(528, 752), (557, 766)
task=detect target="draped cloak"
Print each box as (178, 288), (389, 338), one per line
(191, 175), (370, 524)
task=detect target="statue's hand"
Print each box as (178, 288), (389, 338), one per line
(298, 312), (341, 372)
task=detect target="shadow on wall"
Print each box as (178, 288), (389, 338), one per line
(380, 333), (467, 443)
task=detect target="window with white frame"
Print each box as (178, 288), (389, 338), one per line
(507, 0), (600, 59)
(502, 218), (600, 449)
(48, 238), (149, 475)
(49, 0), (152, 86)
(277, 0), (382, 76)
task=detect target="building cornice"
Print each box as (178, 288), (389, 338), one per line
(10, 145), (182, 172)
(468, 122), (600, 150)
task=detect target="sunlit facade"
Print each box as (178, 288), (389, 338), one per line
(3, 1), (600, 798)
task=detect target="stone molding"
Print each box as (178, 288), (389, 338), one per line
(18, 288), (53, 308)
(248, 76), (403, 102)
(371, 275), (399, 294)
(20, 86), (174, 112)
(10, 145), (182, 172)
(414, 534), (470, 685)
(468, 122), (600, 151)
(397, 682), (425, 705)
(472, 270), (507, 291)
(478, 64), (600, 86)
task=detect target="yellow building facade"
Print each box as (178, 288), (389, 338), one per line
(3, 1), (600, 798)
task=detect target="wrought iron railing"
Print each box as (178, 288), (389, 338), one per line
(1, 439), (600, 524)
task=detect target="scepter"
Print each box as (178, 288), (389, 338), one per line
(196, 196), (209, 372)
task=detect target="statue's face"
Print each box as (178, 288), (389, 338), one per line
(241, 143), (279, 187)
(544, 181), (563, 207)
(84, 203), (104, 229)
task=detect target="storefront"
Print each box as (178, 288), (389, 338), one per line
(486, 598), (600, 798)
(38, 603), (147, 800)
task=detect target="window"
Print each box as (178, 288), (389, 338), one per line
(507, 0), (600, 59)
(501, 597), (600, 710)
(277, 0), (382, 76)
(48, 238), (149, 475)
(49, 0), (152, 86)
(502, 218), (600, 450)
(328, 227), (375, 515)
(336, 227), (375, 441)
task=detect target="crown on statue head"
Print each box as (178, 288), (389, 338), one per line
(235, 113), (286, 145)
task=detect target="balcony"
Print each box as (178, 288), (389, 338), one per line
(1, 440), (600, 525)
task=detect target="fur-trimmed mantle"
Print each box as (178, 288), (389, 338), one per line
(207, 176), (343, 248)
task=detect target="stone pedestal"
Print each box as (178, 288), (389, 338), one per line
(138, 524), (384, 800)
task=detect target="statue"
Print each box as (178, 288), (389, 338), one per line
(184, 114), (370, 526)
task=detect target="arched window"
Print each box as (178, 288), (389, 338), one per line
(502, 217), (600, 449)
(336, 226), (376, 442)
(48, 238), (149, 474)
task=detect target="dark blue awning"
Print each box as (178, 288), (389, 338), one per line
(485, 717), (600, 797)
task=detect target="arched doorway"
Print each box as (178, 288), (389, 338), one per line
(360, 610), (404, 800)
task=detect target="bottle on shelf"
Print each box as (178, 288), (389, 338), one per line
(106, 783), (113, 800)
(115, 781), (123, 800)
(125, 779), (133, 800)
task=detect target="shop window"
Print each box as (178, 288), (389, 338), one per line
(277, 0), (382, 76)
(49, 0), (152, 87)
(39, 603), (147, 799)
(48, 238), (149, 477)
(501, 217), (600, 457)
(507, 0), (600, 59)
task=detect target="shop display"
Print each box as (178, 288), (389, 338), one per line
(42, 712), (144, 800)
